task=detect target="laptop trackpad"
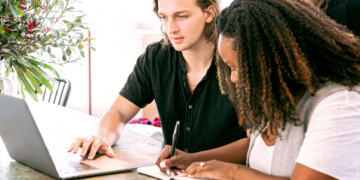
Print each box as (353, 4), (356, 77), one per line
(81, 156), (130, 170)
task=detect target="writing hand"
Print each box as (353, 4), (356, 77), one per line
(156, 145), (195, 176)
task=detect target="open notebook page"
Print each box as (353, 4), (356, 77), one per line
(137, 165), (207, 180)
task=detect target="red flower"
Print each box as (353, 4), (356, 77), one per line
(5, 27), (10, 33)
(19, 5), (27, 10)
(24, 39), (30, 42)
(26, 21), (35, 35)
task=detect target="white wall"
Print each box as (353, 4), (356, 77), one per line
(62, 0), (161, 117)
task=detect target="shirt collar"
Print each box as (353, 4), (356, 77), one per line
(178, 52), (217, 79)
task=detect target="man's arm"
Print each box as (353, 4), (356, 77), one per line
(97, 95), (141, 145)
(68, 95), (140, 159)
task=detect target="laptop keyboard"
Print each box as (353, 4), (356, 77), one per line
(52, 156), (97, 174)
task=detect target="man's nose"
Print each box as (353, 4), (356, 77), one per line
(166, 18), (179, 34)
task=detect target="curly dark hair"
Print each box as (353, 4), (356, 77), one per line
(216, 0), (360, 133)
(309, 0), (331, 9)
(153, 0), (219, 46)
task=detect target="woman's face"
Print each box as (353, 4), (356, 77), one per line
(218, 34), (238, 83)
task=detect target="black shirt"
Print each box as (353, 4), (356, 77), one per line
(326, 0), (360, 36)
(120, 41), (246, 153)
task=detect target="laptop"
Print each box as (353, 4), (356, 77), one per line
(0, 94), (139, 179)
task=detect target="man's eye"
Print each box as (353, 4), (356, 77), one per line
(178, 15), (187, 19)
(159, 16), (166, 20)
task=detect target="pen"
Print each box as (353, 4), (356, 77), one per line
(168, 121), (180, 177)
(170, 121), (180, 158)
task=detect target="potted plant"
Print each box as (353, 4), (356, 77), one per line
(0, 0), (94, 100)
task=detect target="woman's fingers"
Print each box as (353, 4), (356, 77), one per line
(156, 145), (172, 172)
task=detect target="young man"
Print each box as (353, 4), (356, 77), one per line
(68, 0), (246, 160)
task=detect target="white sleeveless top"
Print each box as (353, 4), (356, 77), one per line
(249, 135), (274, 174)
(247, 88), (360, 179)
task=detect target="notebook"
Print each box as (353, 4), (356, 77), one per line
(138, 165), (206, 180)
(0, 94), (139, 179)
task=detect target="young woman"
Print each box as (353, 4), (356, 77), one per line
(159, 0), (360, 179)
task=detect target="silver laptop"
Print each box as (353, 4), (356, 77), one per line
(0, 94), (138, 179)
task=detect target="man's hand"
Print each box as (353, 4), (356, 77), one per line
(68, 135), (115, 160)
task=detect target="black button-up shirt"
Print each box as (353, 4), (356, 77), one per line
(120, 41), (246, 153)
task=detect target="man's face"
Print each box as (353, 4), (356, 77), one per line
(157, 0), (214, 51)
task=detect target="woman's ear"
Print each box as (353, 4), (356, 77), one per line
(204, 5), (216, 23)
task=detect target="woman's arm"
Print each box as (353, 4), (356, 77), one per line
(183, 161), (336, 180)
(156, 137), (250, 173)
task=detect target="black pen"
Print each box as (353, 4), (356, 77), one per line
(168, 121), (180, 177)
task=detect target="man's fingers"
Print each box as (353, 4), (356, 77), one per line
(68, 143), (74, 152)
(72, 138), (85, 154)
(88, 138), (102, 160)
(104, 146), (115, 158)
(80, 136), (95, 157)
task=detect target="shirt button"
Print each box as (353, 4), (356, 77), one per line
(186, 127), (191, 131)
(188, 105), (192, 109)
(184, 149), (188, 152)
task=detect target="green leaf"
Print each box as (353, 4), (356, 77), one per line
(47, 47), (51, 53)
(75, 15), (86, 23)
(54, 30), (60, 38)
(19, 81), (26, 100)
(62, 49), (67, 61)
(24, 70), (43, 94)
(40, 36), (46, 43)
(16, 36), (23, 42)
(20, 59), (54, 91)
(0, 26), (5, 35)
(90, 46), (96, 51)
(66, 47), (71, 56)
(9, 3), (19, 17)
(78, 44), (84, 49)
(80, 50), (85, 58)
(26, 58), (60, 78)
(27, 66), (54, 94)
(83, 37), (96, 42)
(14, 65), (38, 101)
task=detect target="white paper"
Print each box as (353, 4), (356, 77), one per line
(137, 165), (206, 180)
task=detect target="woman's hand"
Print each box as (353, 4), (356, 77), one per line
(183, 160), (239, 180)
(156, 145), (195, 176)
